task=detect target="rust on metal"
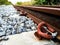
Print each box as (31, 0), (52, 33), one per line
(14, 6), (60, 38)
(21, 6), (60, 16)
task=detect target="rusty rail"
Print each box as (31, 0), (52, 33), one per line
(20, 6), (60, 16)
(14, 6), (60, 36)
(37, 5), (60, 8)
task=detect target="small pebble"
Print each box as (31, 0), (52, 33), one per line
(0, 5), (37, 36)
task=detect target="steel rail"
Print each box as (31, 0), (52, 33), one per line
(14, 6), (60, 38)
(36, 5), (60, 8)
(20, 6), (60, 16)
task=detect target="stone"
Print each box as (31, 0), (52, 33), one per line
(0, 5), (37, 36)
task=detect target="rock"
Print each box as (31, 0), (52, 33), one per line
(0, 5), (37, 36)
(0, 27), (5, 36)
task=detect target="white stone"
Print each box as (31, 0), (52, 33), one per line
(26, 29), (32, 31)
(20, 23), (25, 27)
(31, 26), (36, 30)
(12, 29), (16, 35)
(0, 27), (5, 36)
(0, 5), (37, 36)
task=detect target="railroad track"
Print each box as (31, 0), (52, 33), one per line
(36, 5), (60, 8)
(14, 6), (60, 37)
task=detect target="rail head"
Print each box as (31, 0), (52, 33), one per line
(19, 6), (60, 16)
